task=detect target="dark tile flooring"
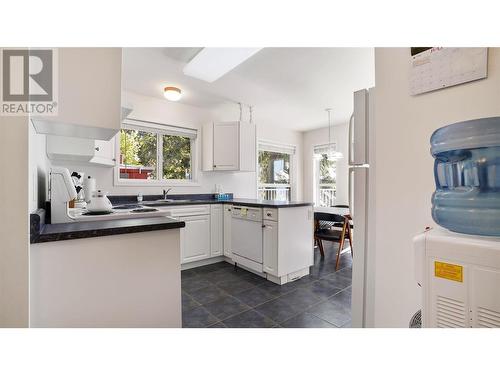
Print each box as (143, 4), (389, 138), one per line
(181, 242), (352, 328)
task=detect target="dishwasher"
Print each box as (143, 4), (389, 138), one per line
(231, 205), (264, 273)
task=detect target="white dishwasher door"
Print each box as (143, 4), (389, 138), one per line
(231, 217), (263, 264)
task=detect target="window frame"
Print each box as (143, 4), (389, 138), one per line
(313, 144), (337, 207)
(256, 140), (297, 202)
(113, 119), (200, 187)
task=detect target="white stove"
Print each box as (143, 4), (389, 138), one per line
(67, 205), (172, 222)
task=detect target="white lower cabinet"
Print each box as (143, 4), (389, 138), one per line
(210, 205), (223, 256)
(263, 219), (279, 276)
(180, 215), (211, 264)
(223, 204), (232, 258)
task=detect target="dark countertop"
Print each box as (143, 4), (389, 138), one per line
(228, 199), (313, 208)
(31, 216), (185, 244)
(109, 193), (313, 208)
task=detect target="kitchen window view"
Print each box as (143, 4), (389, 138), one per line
(257, 143), (294, 201)
(314, 145), (337, 207)
(119, 122), (195, 182)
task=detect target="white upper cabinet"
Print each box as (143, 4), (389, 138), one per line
(46, 134), (116, 167)
(202, 121), (256, 172)
(32, 48), (122, 141)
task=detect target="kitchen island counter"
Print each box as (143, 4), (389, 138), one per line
(31, 215), (185, 243)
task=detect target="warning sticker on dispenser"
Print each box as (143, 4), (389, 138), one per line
(434, 261), (463, 282)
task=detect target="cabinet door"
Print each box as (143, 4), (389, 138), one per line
(223, 205), (232, 257)
(213, 122), (239, 170)
(180, 215), (211, 264)
(210, 205), (223, 257)
(91, 139), (116, 166)
(263, 219), (278, 276)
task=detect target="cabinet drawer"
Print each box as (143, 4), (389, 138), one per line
(263, 208), (278, 221)
(170, 205), (210, 217)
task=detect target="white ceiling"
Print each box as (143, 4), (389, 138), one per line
(122, 47), (374, 131)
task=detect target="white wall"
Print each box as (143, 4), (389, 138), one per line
(51, 91), (304, 200)
(0, 115), (29, 327)
(372, 47), (500, 327)
(302, 123), (349, 205)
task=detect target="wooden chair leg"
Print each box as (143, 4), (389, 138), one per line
(317, 238), (325, 257)
(335, 220), (348, 271)
(347, 225), (354, 256)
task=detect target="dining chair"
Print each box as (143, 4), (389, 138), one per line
(314, 212), (352, 270)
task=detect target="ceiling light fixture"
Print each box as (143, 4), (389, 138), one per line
(324, 108), (344, 159)
(183, 48), (262, 82)
(164, 86), (182, 101)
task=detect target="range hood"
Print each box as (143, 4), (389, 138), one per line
(31, 106), (133, 141)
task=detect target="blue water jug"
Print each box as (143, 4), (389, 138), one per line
(431, 117), (500, 236)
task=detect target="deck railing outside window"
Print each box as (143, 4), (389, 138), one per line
(318, 184), (336, 207)
(258, 185), (291, 201)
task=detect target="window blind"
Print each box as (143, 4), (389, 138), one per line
(123, 119), (197, 139)
(314, 143), (337, 155)
(258, 140), (296, 155)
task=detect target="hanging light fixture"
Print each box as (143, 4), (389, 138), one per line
(323, 108), (344, 159)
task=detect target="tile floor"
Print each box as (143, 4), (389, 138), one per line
(181, 242), (352, 328)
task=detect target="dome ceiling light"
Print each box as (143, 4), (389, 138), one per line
(164, 86), (182, 101)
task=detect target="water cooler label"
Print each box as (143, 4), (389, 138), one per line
(434, 261), (463, 282)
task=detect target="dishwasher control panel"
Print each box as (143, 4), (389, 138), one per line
(232, 206), (263, 221)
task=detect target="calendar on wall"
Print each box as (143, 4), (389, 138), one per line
(409, 47), (488, 95)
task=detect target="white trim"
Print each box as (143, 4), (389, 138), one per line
(123, 118), (197, 138)
(256, 139), (297, 201)
(114, 119), (200, 187)
(258, 139), (296, 155)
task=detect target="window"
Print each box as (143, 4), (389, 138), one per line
(314, 145), (337, 207)
(257, 141), (295, 201)
(116, 119), (197, 185)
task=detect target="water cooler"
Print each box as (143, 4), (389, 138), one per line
(414, 228), (500, 328)
(413, 117), (500, 328)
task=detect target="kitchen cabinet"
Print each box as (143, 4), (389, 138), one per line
(202, 121), (256, 172)
(31, 48), (122, 141)
(180, 215), (211, 264)
(223, 204), (232, 258)
(210, 205), (223, 257)
(170, 205), (211, 264)
(263, 219), (278, 276)
(46, 134), (116, 167)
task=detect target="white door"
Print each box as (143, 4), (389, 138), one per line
(213, 122), (239, 170)
(180, 215), (211, 264)
(263, 220), (278, 276)
(210, 205), (223, 256)
(223, 205), (232, 257)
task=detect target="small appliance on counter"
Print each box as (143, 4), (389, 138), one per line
(70, 171), (87, 209)
(49, 167), (78, 224)
(85, 190), (113, 214)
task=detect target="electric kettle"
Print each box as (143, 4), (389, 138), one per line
(86, 190), (113, 213)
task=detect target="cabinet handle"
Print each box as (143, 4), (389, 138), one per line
(213, 165), (217, 168)
(95, 147), (100, 151)
(267, 212), (272, 217)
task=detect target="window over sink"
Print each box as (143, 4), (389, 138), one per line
(114, 119), (198, 186)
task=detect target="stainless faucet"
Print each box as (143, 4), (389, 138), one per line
(163, 188), (173, 200)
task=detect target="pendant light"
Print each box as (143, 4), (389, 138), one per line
(324, 108), (344, 159)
